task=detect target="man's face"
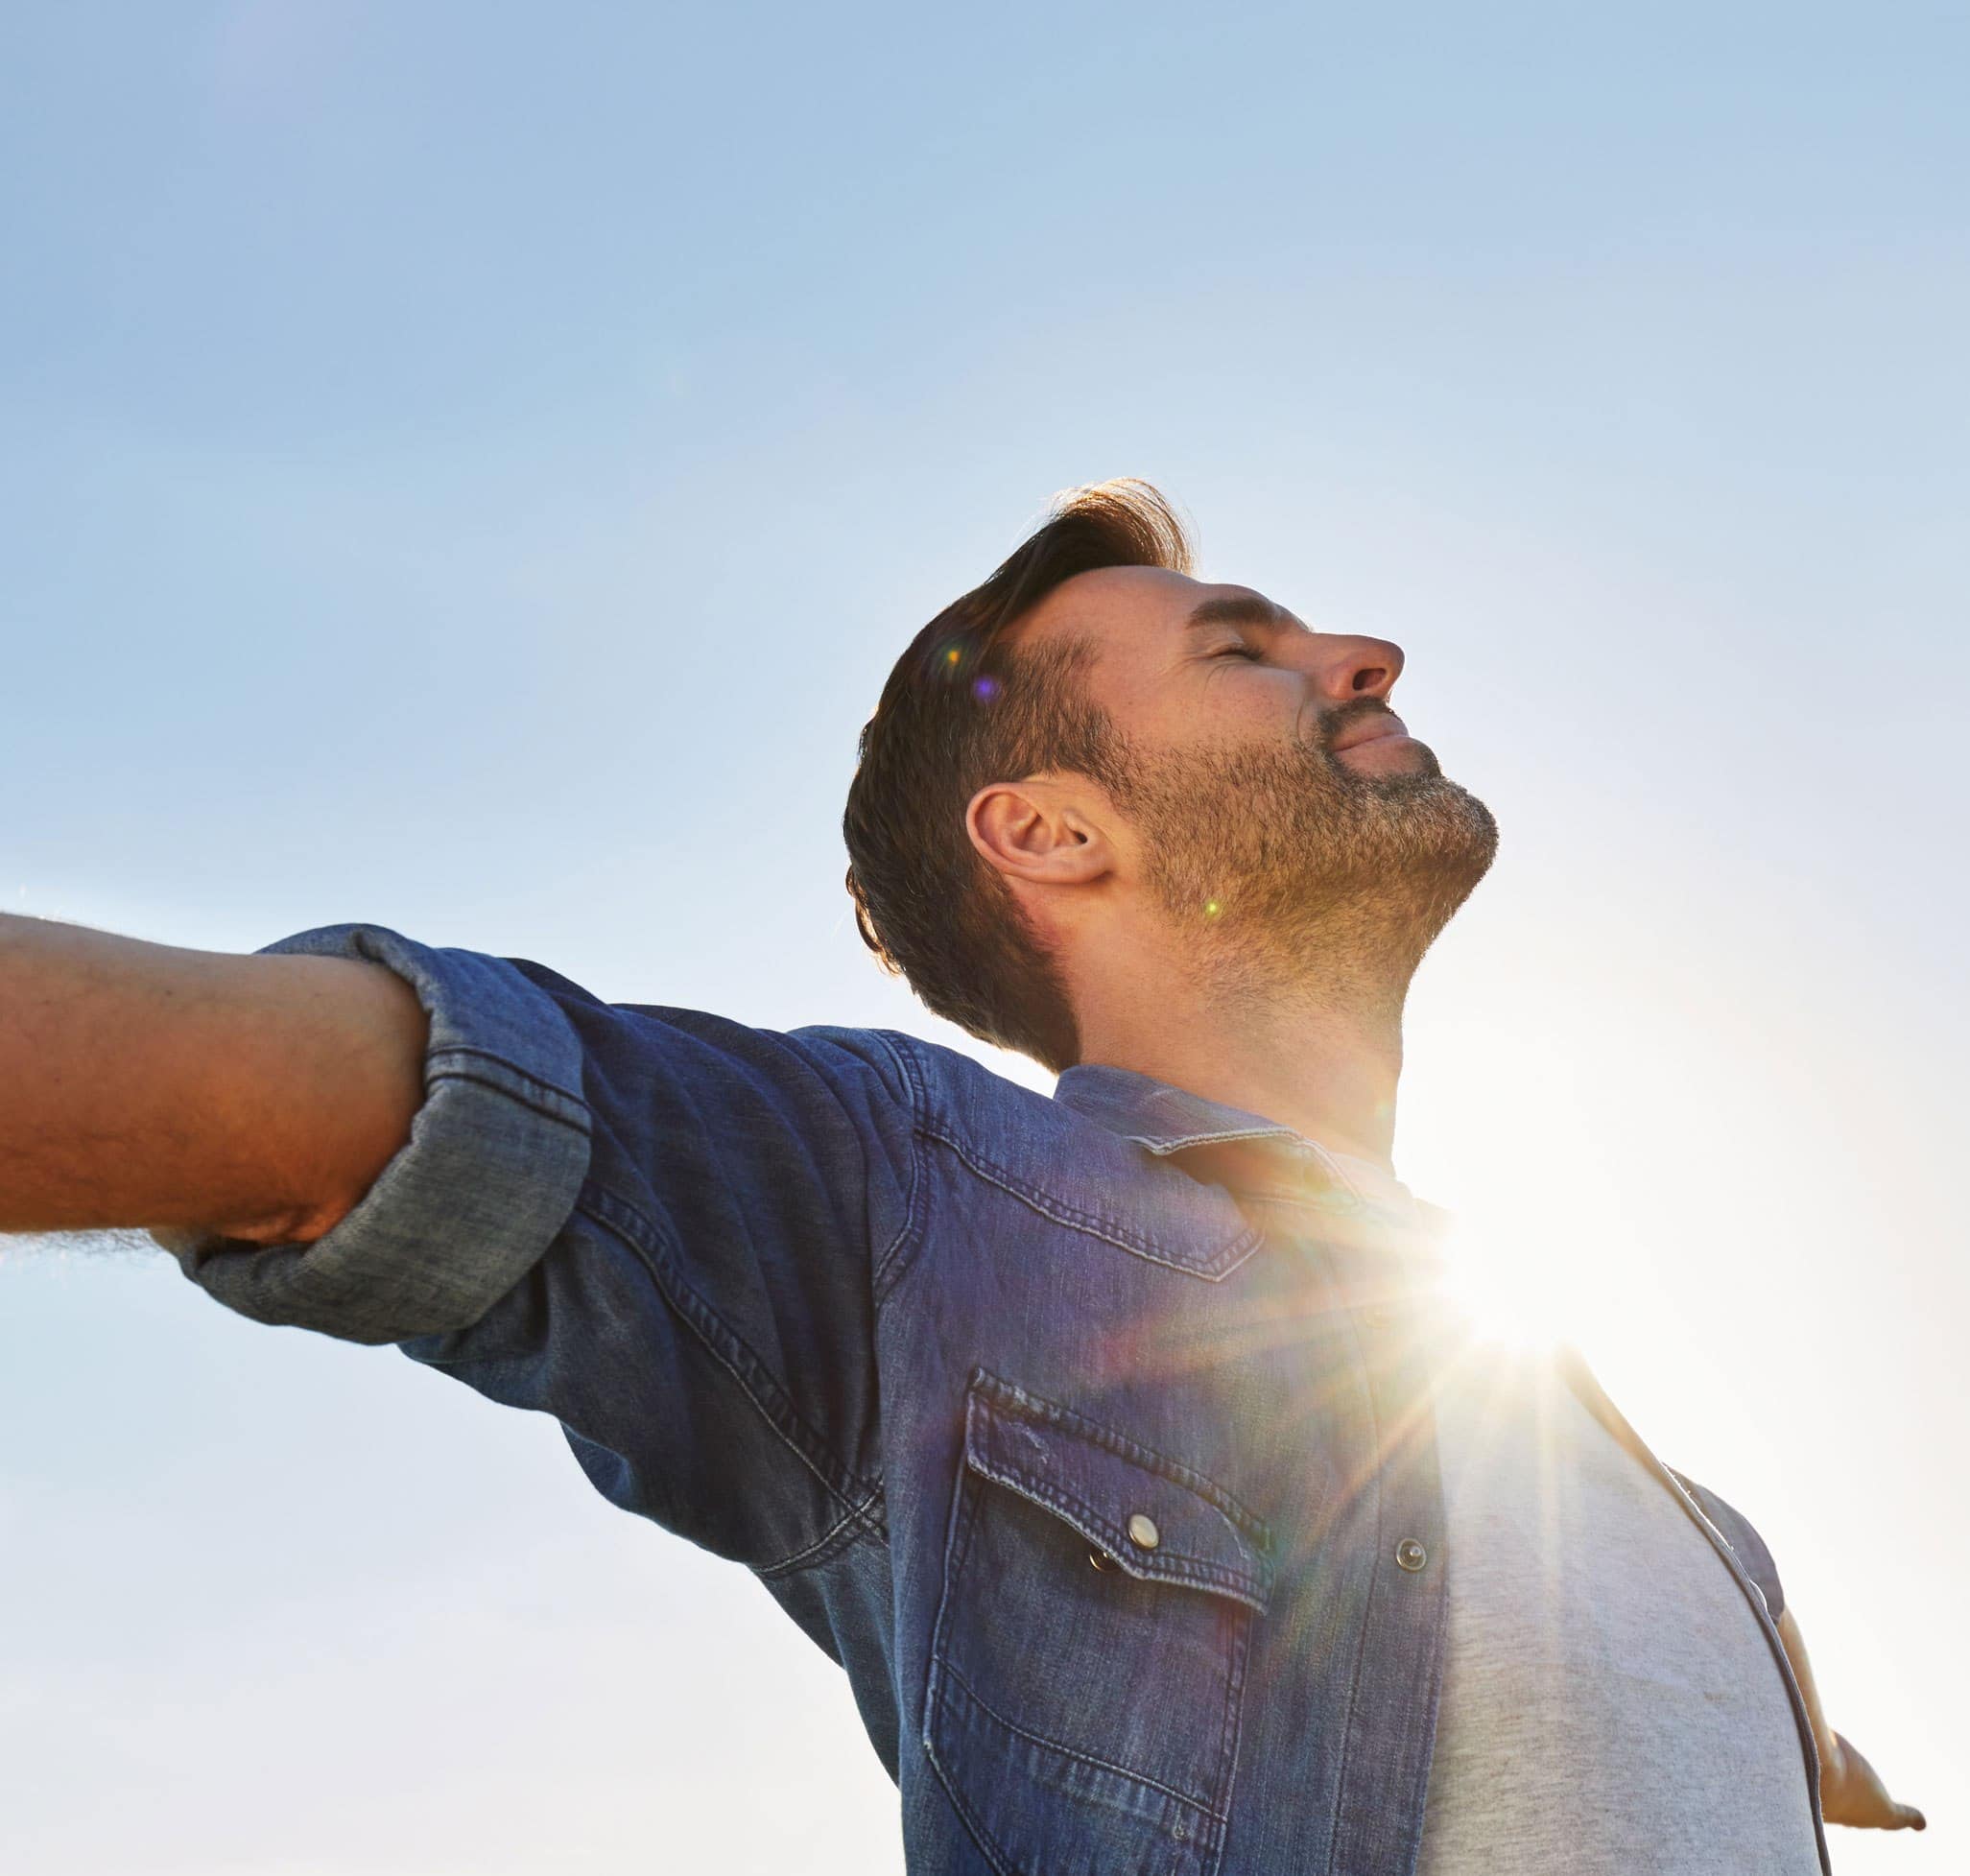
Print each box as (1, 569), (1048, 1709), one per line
(1013, 565), (1499, 979)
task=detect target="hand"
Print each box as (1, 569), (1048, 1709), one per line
(1821, 1731), (1926, 1832)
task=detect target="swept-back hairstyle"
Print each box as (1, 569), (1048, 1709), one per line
(843, 480), (1194, 1073)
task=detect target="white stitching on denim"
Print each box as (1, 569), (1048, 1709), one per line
(922, 1127), (1262, 1280)
(969, 1370), (1272, 1541)
(921, 1658), (1024, 1876)
(1125, 1122), (1301, 1154)
(423, 1044), (589, 1123)
(868, 1031), (928, 1305)
(581, 1195), (877, 1513)
(936, 1655), (1229, 1820)
(968, 1456), (1267, 1606)
(757, 1488), (886, 1579)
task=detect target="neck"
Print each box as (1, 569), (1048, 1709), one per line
(1065, 926), (1410, 1169)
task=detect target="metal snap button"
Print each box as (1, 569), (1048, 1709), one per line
(1127, 1512), (1161, 1551)
(1088, 1547), (1119, 1573)
(1394, 1537), (1428, 1572)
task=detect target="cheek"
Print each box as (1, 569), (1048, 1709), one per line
(1107, 672), (1309, 761)
(1175, 677), (1308, 750)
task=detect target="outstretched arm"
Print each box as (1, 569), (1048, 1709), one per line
(0, 912), (427, 1246)
(1777, 1604), (1926, 1833)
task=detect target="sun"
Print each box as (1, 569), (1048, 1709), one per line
(1432, 1216), (1574, 1354)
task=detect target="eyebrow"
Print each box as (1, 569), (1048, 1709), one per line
(1183, 592), (1294, 633)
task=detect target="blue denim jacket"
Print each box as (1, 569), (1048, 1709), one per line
(163, 925), (1830, 1876)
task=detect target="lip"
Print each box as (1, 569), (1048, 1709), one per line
(1329, 711), (1412, 755)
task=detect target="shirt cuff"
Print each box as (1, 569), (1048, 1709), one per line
(151, 923), (593, 1345)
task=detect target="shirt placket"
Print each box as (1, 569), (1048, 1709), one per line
(1312, 1232), (1451, 1876)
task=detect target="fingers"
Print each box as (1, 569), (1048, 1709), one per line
(1822, 1732), (1925, 1831)
(1848, 1802), (1928, 1831)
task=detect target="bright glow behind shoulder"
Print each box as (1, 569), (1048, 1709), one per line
(1432, 1214), (1575, 1355)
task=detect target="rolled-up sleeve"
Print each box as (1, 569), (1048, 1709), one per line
(150, 923), (593, 1344)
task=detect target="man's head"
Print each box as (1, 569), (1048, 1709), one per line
(843, 481), (1497, 1072)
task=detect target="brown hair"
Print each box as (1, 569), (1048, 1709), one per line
(842, 480), (1194, 1072)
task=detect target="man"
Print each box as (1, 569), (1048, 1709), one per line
(4, 481), (1923, 1871)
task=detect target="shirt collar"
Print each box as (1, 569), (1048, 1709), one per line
(1051, 1060), (1450, 1247)
(1051, 1061), (1307, 1156)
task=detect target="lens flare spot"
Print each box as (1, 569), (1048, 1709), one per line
(972, 676), (1000, 702)
(1203, 898), (1222, 918)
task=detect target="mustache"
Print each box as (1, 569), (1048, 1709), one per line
(1311, 697), (1401, 753)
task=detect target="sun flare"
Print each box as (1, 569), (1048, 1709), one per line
(1433, 1217), (1575, 1355)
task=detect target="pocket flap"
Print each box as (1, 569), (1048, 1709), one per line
(962, 1370), (1270, 1611)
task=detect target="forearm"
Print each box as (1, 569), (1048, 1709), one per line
(0, 913), (428, 1244)
(1776, 1606), (1839, 1774)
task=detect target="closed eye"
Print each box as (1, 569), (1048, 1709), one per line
(1211, 643), (1264, 662)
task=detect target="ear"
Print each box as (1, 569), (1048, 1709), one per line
(965, 775), (1115, 890)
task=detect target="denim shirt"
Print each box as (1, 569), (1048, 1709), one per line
(161, 925), (1830, 1876)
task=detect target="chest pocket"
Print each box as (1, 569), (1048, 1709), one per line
(924, 1370), (1270, 1876)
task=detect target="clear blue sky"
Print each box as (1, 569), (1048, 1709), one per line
(3, 4), (1964, 1871)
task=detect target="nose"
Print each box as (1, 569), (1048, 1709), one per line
(1313, 634), (1405, 702)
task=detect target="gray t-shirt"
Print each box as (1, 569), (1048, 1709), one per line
(1416, 1337), (1822, 1873)
(1307, 1152), (1821, 1873)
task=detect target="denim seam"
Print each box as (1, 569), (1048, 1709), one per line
(1129, 1123), (1301, 1154)
(423, 1043), (587, 1114)
(869, 1031), (930, 1307)
(968, 1370), (1272, 1551)
(937, 1655), (1228, 1821)
(578, 1191), (876, 1515)
(927, 1422), (988, 1737)
(1657, 1467), (1824, 1860)
(922, 1662), (1020, 1876)
(1211, 1590), (1252, 1862)
(923, 1427), (1009, 1874)
(1322, 1296), (1384, 1876)
(756, 1488), (887, 1579)
(423, 1070), (591, 1135)
(1666, 1468), (1782, 1619)
(922, 1127), (1263, 1281)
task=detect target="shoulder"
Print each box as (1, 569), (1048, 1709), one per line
(500, 949), (921, 1117)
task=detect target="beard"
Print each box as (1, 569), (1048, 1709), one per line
(1104, 699), (1499, 1009)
